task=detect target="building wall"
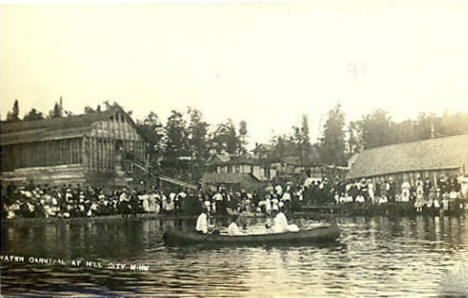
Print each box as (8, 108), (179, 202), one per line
(1, 110), (147, 186)
(213, 163), (276, 181)
(252, 165), (263, 180)
(1, 138), (83, 172)
(84, 113), (145, 172)
(363, 168), (461, 188)
(270, 168), (277, 179)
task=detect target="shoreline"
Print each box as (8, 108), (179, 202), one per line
(1, 206), (466, 224)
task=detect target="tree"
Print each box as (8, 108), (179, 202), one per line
(357, 109), (395, 149)
(187, 107), (209, 161)
(392, 119), (419, 144)
(266, 115), (317, 166)
(6, 100), (20, 122)
(84, 105), (95, 114)
(210, 119), (241, 155)
(438, 111), (468, 137)
(163, 110), (189, 176)
(48, 96), (75, 118)
(238, 120), (248, 154)
(289, 114), (313, 165)
(347, 121), (362, 155)
(269, 133), (296, 163)
(48, 97), (65, 119)
(320, 104), (346, 166)
(186, 107), (210, 180)
(414, 112), (436, 139)
(136, 111), (166, 167)
(23, 108), (45, 121)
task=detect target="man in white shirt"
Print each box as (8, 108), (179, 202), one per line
(265, 195), (272, 215)
(282, 191), (291, 202)
(275, 184), (283, 196)
(304, 177), (314, 189)
(212, 192), (223, 202)
(271, 196), (279, 212)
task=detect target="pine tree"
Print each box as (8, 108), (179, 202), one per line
(6, 100), (20, 122)
(48, 102), (64, 118)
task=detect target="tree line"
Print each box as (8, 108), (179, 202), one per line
(3, 98), (248, 180)
(3, 98), (468, 179)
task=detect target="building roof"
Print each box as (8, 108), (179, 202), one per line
(201, 172), (262, 191)
(207, 153), (258, 166)
(346, 134), (468, 180)
(347, 153), (359, 168)
(252, 143), (273, 153)
(205, 153), (231, 166)
(281, 155), (300, 165)
(1, 106), (134, 145)
(224, 154), (256, 165)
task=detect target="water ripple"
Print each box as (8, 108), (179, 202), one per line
(2, 215), (468, 296)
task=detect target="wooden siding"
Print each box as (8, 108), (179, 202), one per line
(1, 164), (86, 185)
(1, 138), (82, 172)
(1, 107), (148, 187)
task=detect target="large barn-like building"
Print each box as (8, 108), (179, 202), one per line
(1, 106), (147, 187)
(346, 134), (468, 186)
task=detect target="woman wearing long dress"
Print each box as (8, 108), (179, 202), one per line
(269, 209), (299, 233)
(401, 180), (411, 202)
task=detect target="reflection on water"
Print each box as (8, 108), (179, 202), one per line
(1, 215), (468, 296)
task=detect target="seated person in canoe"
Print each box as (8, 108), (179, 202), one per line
(227, 215), (244, 236)
(267, 207), (300, 234)
(196, 206), (218, 235)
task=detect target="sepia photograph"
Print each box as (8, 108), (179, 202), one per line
(1, 0), (468, 296)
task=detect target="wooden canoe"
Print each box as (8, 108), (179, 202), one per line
(163, 224), (340, 246)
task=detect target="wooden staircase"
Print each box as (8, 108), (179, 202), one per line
(131, 159), (198, 190)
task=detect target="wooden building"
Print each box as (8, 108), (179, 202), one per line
(346, 134), (468, 186)
(208, 155), (277, 181)
(202, 154), (277, 191)
(1, 105), (147, 186)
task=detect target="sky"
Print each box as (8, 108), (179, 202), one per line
(1, 0), (468, 147)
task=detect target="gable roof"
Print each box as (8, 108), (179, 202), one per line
(252, 143), (273, 152)
(205, 153), (231, 166)
(346, 134), (468, 180)
(224, 154), (256, 165)
(1, 106), (135, 145)
(201, 172), (263, 191)
(207, 153), (258, 166)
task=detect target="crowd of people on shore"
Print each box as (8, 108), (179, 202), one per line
(0, 183), (188, 220)
(1, 173), (467, 220)
(333, 175), (468, 213)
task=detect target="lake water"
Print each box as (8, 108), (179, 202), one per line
(1, 215), (468, 296)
